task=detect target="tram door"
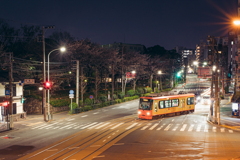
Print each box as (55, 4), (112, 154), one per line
(181, 99), (185, 109)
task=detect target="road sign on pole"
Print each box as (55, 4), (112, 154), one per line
(90, 95), (93, 99)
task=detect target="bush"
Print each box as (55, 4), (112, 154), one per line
(144, 93), (150, 96)
(118, 92), (125, 99)
(84, 105), (92, 111)
(85, 98), (93, 105)
(144, 87), (152, 93)
(50, 99), (70, 107)
(99, 95), (107, 102)
(133, 95), (139, 99)
(127, 89), (135, 97)
(136, 88), (144, 95)
(116, 99), (122, 103)
(69, 102), (78, 110)
(113, 94), (117, 100)
(79, 100), (83, 107)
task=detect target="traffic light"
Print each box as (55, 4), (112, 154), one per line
(177, 72), (181, 77)
(21, 97), (25, 103)
(44, 81), (52, 90)
(228, 65), (232, 78)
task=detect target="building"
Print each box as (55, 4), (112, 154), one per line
(196, 41), (208, 65)
(0, 72), (25, 123)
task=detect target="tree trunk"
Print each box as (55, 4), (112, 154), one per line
(150, 74), (153, 89)
(133, 79), (136, 91)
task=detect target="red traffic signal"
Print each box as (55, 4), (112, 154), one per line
(44, 81), (52, 90)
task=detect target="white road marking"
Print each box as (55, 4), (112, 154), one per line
(172, 124), (180, 131)
(111, 123), (124, 129)
(96, 122), (110, 129)
(229, 130), (233, 133)
(220, 128), (225, 132)
(80, 122), (98, 129)
(164, 124), (172, 131)
(212, 126), (216, 132)
(149, 124), (159, 130)
(196, 125), (201, 132)
(157, 124), (165, 130)
(188, 124), (194, 132)
(204, 125), (208, 132)
(93, 112), (99, 115)
(59, 124), (75, 129)
(125, 123), (138, 130)
(81, 115), (88, 117)
(180, 124), (187, 131)
(88, 122), (104, 129)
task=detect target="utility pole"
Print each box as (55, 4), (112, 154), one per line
(9, 52), (13, 130)
(80, 67), (84, 101)
(112, 63), (114, 101)
(42, 26), (46, 121)
(121, 46), (124, 93)
(76, 60), (79, 106)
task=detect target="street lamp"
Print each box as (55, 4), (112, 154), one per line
(158, 70), (162, 91)
(47, 47), (66, 121)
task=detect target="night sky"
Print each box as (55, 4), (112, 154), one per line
(0, 0), (238, 50)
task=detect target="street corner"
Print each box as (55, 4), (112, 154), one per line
(219, 124), (240, 131)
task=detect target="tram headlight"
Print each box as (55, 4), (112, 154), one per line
(147, 112), (150, 116)
(138, 111), (141, 114)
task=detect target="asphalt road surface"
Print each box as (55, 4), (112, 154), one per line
(1, 74), (240, 160)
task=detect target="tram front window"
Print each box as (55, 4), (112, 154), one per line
(139, 99), (152, 110)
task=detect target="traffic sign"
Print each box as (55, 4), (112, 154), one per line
(69, 90), (74, 94)
(90, 95), (93, 99)
(69, 95), (74, 98)
(5, 90), (10, 96)
(24, 79), (35, 84)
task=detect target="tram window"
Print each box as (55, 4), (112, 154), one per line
(165, 100), (171, 108)
(187, 97), (194, 105)
(172, 99), (179, 107)
(159, 101), (164, 109)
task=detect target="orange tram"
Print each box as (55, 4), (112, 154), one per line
(138, 94), (195, 119)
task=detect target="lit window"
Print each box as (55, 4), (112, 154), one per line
(172, 99), (179, 107)
(231, 41), (233, 45)
(187, 97), (194, 105)
(165, 100), (171, 108)
(159, 101), (164, 109)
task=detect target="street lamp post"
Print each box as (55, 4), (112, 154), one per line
(47, 47), (66, 121)
(233, 20), (240, 94)
(158, 71), (162, 91)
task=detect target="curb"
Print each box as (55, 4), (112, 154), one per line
(206, 114), (240, 131)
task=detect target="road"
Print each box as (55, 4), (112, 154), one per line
(1, 74), (240, 160)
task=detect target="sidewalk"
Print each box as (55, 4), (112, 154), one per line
(208, 94), (240, 131)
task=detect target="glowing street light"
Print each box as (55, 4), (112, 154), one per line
(234, 20), (240, 26)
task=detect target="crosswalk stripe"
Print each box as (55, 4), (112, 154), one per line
(220, 128), (225, 132)
(196, 125), (201, 132)
(180, 124), (187, 131)
(80, 122), (98, 129)
(126, 123), (138, 130)
(229, 130), (233, 133)
(96, 122), (110, 129)
(212, 126), (216, 132)
(88, 122), (104, 129)
(164, 124), (172, 131)
(38, 122), (59, 129)
(149, 124), (159, 130)
(204, 125), (208, 132)
(111, 123), (124, 129)
(188, 124), (194, 132)
(141, 123), (152, 130)
(73, 125), (84, 129)
(172, 124), (180, 131)
(59, 124), (75, 129)
(157, 124), (165, 130)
